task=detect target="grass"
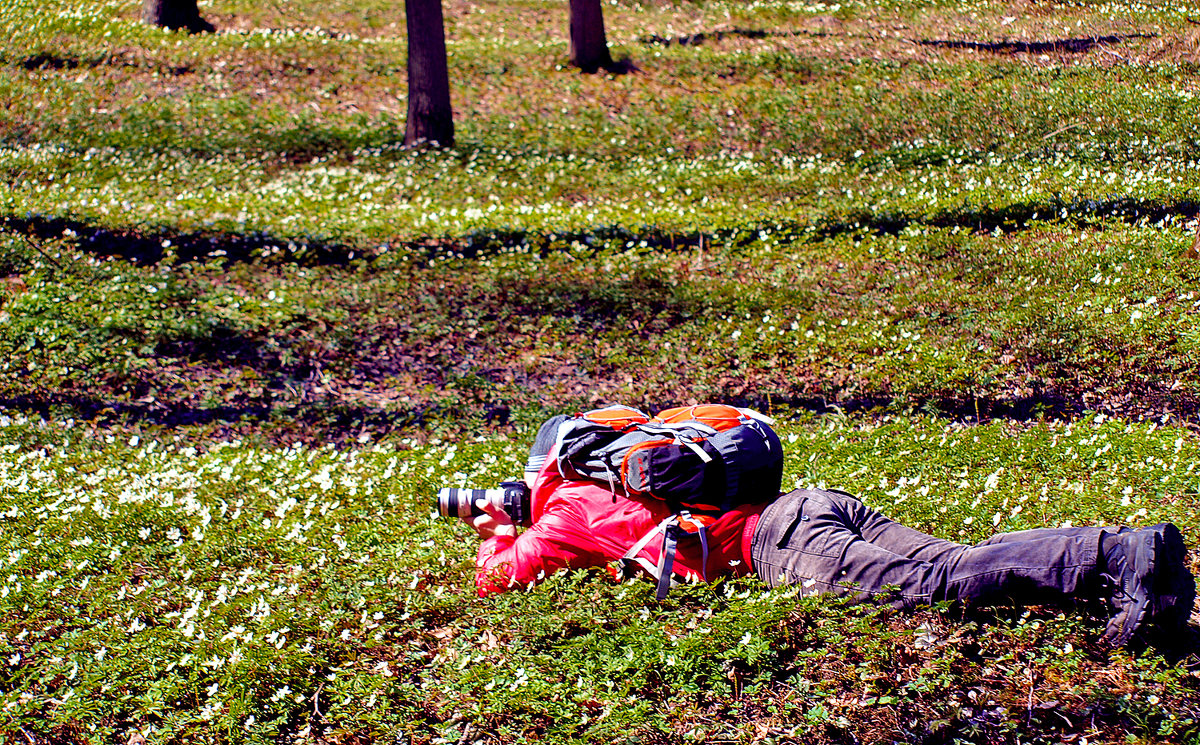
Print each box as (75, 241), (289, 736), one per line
(2, 219), (1197, 438)
(3, 414), (1200, 743)
(2, 0), (1200, 741)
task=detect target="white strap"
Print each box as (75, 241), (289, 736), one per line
(682, 438), (713, 463)
(646, 420), (720, 435)
(601, 461), (621, 499)
(633, 424), (715, 463)
(618, 514), (708, 599)
(620, 515), (678, 580)
(737, 407), (777, 426)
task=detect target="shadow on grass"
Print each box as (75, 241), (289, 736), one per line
(603, 57), (638, 75)
(640, 27), (806, 46)
(643, 29), (1159, 55)
(809, 195), (1200, 241)
(918, 34), (1155, 55)
(20, 54), (83, 71)
(451, 196), (1200, 262)
(4, 214), (357, 267)
(8, 52), (194, 76)
(7, 194), (1196, 270)
(0, 390), (438, 442)
(5, 382), (1199, 440)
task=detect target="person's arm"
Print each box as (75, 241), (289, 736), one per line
(472, 495), (606, 596)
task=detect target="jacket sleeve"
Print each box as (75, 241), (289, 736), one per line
(474, 497), (607, 596)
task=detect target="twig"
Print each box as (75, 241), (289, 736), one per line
(1096, 46), (1127, 61)
(312, 681), (324, 719)
(19, 727), (35, 745)
(456, 723), (475, 745)
(22, 234), (63, 270)
(1041, 122), (1083, 140)
(1025, 665), (1037, 724)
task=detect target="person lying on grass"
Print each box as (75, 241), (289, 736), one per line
(462, 412), (1195, 649)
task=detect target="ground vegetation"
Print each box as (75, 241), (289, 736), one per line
(1, 0), (1200, 741)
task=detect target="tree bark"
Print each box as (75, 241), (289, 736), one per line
(403, 0), (454, 148)
(142, 0), (214, 33)
(568, 0), (612, 73)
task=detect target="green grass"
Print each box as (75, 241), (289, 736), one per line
(1, 218), (1197, 433)
(2, 414), (1199, 743)
(2, 0), (1200, 741)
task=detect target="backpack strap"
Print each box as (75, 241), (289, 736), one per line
(619, 516), (674, 578)
(618, 512), (710, 600)
(619, 515), (679, 600)
(656, 526), (679, 601)
(635, 423), (716, 463)
(678, 510), (709, 584)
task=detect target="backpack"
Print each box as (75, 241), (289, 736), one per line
(552, 403), (784, 599)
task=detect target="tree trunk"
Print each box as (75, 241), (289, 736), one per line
(403, 0), (454, 148)
(142, 0), (214, 33)
(568, 0), (612, 73)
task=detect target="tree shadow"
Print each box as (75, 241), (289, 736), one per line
(10, 52), (193, 75)
(0, 391), (433, 444)
(810, 195), (1200, 241)
(638, 28), (1158, 57)
(451, 196), (1200, 264)
(4, 214), (357, 267)
(20, 54), (81, 71)
(918, 33), (1154, 55)
(574, 56), (639, 75)
(640, 27), (800, 47)
(602, 56), (638, 75)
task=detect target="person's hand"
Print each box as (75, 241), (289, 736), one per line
(471, 499), (517, 540)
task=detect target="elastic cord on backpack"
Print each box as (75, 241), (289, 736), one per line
(619, 513), (709, 601)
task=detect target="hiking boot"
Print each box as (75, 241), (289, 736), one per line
(1146, 523), (1195, 636)
(1100, 528), (1160, 647)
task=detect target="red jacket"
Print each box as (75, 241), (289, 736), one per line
(475, 455), (767, 596)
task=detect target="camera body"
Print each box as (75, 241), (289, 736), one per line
(436, 481), (532, 527)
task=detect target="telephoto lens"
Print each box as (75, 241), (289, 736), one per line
(436, 481), (532, 527)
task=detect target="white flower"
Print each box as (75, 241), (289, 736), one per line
(913, 623), (939, 649)
(984, 469), (1002, 492)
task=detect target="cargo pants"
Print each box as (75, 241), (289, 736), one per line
(751, 489), (1107, 609)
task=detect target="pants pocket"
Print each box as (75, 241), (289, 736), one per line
(773, 494), (842, 559)
(776, 499), (812, 548)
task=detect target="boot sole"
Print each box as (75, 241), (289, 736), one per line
(1150, 522), (1195, 632)
(1104, 529), (1160, 647)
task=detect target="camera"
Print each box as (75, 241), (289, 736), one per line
(436, 481), (532, 527)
